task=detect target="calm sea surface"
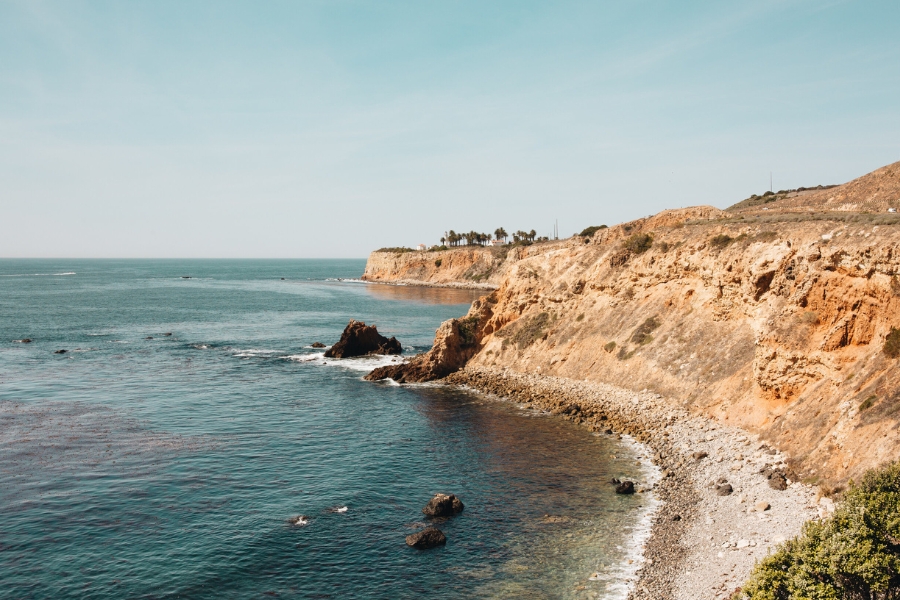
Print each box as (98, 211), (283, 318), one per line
(0, 260), (655, 599)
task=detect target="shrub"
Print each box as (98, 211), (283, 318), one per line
(742, 460), (900, 600)
(891, 276), (900, 297)
(623, 233), (653, 254)
(511, 312), (552, 349)
(860, 395), (877, 411)
(604, 341), (616, 353)
(655, 241), (670, 253)
(800, 311), (819, 325)
(457, 316), (479, 347)
(885, 327), (900, 358)
(630, 317), (661, 345)
(579, 225), (607, 237)
(434, 259), (442, 267)
(377, 247), (414, 253)
(710, 234), (734, 249)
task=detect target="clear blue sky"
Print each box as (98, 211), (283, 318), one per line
(2, 0), (898, 258)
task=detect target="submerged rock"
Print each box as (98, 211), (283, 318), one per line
(615, 481), (636, 494)
(422, 493), (464, 517)
(15, 338), (33, 343)
(288, 515), (309, 526)
(54, 349), (68, 354)
(405, 527), (446, 549)
(324, 320), (401, 359)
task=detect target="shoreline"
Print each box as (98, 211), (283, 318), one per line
(359, 278), (499, 290)
(442, 367), (825, 600)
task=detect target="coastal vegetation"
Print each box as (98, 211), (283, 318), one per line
(623, 232), (654, 254)
(578, 225), (607, 237)
(884, 327), (900, 358)
(742, 461), (900, 600)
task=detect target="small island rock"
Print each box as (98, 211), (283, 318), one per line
(54, 349), (68, 354)
(422, 493), (464, 517)
(311, 342), (326, 348)
(615, 481), (635, 494)
(324, 320), (401, 359)
(405, 527), (446, 549)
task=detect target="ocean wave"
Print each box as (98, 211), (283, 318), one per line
(232, 348), (284, 359)
(284, 352), (407, 373)
(324, 278), (368, 284)
(602, 434), (662, 599)
(0, 272), (76, 277)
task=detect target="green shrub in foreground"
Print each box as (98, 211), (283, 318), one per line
(742, 460), (900, 600)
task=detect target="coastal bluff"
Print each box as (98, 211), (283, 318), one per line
(362, 163), (900, 487)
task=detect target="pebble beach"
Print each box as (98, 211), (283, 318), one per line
(443, 367), (831, 600)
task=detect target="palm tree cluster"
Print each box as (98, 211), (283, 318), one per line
(438, 228), (537, 247)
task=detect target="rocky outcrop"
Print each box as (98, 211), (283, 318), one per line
(422, 493), (464, 517)
(365, 294), (496, 382)
(405, 527), (446, 549)
(324, 320), (401, 358)
(615, 481), (636, 494)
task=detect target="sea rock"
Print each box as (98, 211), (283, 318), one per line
(365, 295), (494, 383)
(311, 342), (326, 348)
(422, 493), (464, 517)
(324, 320), (401, 359)
(16, 338), (33, 343)
(615, 481), (636, 494)
(288, 515), (309, 526)
(716, 483), (733, 496)
(54, 349), (68, 354)
(405, 527), (446, 549)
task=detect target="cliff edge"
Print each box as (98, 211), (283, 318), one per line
(364, 165), (900, 486)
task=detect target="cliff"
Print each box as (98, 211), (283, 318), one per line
(363, 166), (900, 486)
(361, 242), (570, 288)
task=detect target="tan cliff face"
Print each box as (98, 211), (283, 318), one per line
(366, 205), (900, 486)
(362, 241), (571, 288)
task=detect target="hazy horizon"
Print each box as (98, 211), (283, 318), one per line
(2, 1), (898, 258)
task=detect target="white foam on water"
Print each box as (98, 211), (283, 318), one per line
(600, 434), (662, 599)
(284, 352), (407, 373)
(191, 344), (210, 350)
(324, 278), (368, 284)
(55, 272), (76, 276)
(1, 272), (75, 277)
(232, 348), (284, 359)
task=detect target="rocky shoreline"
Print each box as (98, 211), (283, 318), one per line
(363, 278), (499, 290)
(441, 367), (827, 600)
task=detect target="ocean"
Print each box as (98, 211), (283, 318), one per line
(0, 259), (655, 599)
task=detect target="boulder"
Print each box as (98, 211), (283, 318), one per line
(755, 501), (770, 512)
(716, 483), (733, 496)
(311, 342), (326, 348)
(422, 493), (464, 517)
(759, 466), (789, 491)
(54, 349), (68, 354)
(615, 481), (635, 494)
(325, 320), (401, 359)
(406, 527), (446, 549)
(17, 338), (33, 343)
(692, 451), (708, 460)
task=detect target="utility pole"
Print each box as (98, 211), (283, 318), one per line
(770, 172), (773, 193)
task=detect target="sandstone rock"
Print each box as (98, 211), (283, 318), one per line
(615, 481), (636, 494)
(325, 320), (401, 359)
(422, 493), (464, 517)
(755, 501), (771, 512)
(716, 483), (733, 496)
(405, 527), (446, 549)
(311, 342), (326, 348)
(692, 451), (708, 460)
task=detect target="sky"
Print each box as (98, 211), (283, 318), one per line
(1, 0), (898, 258)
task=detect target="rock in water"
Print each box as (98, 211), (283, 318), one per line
(311, 342), (326, 348)
(405, 527), (446, 549)
(54, 349), (68, 354)
(615, 481), (635, 494)
(324, 320), (401, 359)
(422, 493), (464, 517)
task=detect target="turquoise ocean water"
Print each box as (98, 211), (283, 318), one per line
(0, 259), (655, 599)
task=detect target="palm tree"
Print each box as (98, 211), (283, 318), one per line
(448, 230), (457, 247)
(529, 229), (536, 242)
(494, 227), (507, 242)
(440, 237), (446, 246)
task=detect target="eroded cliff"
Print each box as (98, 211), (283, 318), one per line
(367, 203), (900, 486)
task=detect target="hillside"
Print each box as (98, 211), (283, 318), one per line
(728, 160), (900, 214)
(363, 182), (900, 487)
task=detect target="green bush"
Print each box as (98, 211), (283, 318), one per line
(604, 341), (616, 353)
(579, 225), (607, 237)
(710, 234), (734, 249)
(630, 317), (661, 345)
(377, 247), (414, 253)
(623, 233), (653, 254)
(434, 259), (442, 267)
(742, 460), (900, 600)
(885, 327), (900, 358)
(860, 395), (877, 411)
